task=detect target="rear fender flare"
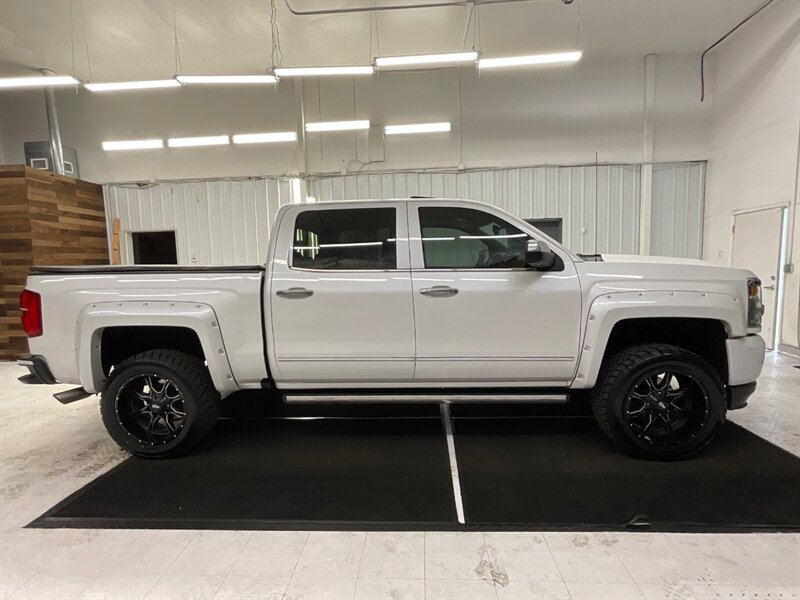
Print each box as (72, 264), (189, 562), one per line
(76, 301), (237, 394)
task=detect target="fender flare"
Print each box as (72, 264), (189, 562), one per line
(76, 300), (238, 394)
(571, 290), (741, 389)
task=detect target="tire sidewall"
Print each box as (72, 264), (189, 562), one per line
(101, 360), (201, 457)
(604, 352), (726, 460)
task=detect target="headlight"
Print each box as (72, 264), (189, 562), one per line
(747, 277), (764, 328)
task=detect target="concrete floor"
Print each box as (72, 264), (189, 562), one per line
(0, 353), (798, 600)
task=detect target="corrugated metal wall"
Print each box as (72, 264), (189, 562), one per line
(103, 162), (705, 265)
(650, 162), (705, 258)
(309, 165), (641, 255)
(104, 178), (293, 265)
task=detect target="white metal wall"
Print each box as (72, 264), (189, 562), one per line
(309, 165), (641, 255)
(650, 162), (706, 259)
(104, 178), (293, 265)
(103, 162), (704, 265)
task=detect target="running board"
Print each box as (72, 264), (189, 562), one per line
(284, 393), (568, 404)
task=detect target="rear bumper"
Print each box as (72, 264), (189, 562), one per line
(727, 381), (757, 410)
(726, 335), (765, 386)
(17, 355), (57, 385)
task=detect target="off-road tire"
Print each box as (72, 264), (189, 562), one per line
(100, 350), (220, 458)
(590, 343), (726, 460)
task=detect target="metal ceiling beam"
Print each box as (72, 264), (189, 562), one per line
(284, 0), (535, 17)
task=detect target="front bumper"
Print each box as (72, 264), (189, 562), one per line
(728, 381), (757, 410)
(17, 355), (57, 385)
(726, 335), (766, 386)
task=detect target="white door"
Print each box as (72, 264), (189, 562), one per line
(408, 202), (582, 384)
(268, 203), (415, 384)
(732, 207), (784, 349)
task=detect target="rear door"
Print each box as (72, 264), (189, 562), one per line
(408, 201), (582, 384)
(268, 203), (415, 384)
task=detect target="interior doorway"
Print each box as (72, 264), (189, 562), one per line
(131, 231), (178, 265)
(731, 207), (788, 350)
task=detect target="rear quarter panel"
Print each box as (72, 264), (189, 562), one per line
(25, 269), (266, 393)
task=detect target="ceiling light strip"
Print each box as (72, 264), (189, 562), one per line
(305, 120), (371, 132)
(102, 139), (164, 151)
(274, 66), (374, 77)
(385, 122), (451, 135)
(167, 135), (230, 148)
(0, 76), (80, 89)
(232, 132), (297, 144)
(375, 51), (478, 68)
(177, 75), (278, 85)
(85, 79), (181, 92)
(478, 51), (583, 69)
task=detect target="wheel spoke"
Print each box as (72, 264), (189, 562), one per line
(640, 413), (655, 434)
(627, 404), (648, 416)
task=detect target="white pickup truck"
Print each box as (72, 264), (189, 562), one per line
(18, 198), (766, 460)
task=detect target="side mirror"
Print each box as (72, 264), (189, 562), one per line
(525, 239), (557, 270)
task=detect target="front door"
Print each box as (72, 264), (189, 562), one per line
(732, 207), (786, 349)
(408, 202), (582, 384)
(269, 203), (415, 384)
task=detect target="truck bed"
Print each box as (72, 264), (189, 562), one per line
(29, 265), (265, 274)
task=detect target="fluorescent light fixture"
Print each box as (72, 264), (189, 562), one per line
(177, 75), (277, 85)
(85, 79), (181, 92)
(478, 51), (583, 70)
(167, 135), (230, 148)
(385, 122), (451, 135)
(0, 75), (79, 89)
(375, 51), (478, 68)
(305, 120), (370, 133)
(102, 139), (164, 151)
(232, 131), (297, 144)
(274, 66), (374, 77)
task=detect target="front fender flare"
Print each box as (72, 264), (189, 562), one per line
(571, 290), (742, 389)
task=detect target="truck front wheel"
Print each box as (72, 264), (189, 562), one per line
(590, 343), (726, 460)
(100, 350), (220, 458)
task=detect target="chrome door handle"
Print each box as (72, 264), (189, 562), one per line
(419, 285), (459, 298)
(763, 285), (776, 290)
(276, 287), (314, 299)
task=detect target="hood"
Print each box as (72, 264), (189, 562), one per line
(598, 254), (717, 267)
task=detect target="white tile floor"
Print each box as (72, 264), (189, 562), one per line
(0, 353), (798, 600)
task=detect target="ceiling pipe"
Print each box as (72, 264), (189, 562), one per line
(39, 68), (66, 176)
(700, 0), (776, 101)
(284, 0), (535, 16)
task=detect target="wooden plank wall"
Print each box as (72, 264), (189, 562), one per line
(0, 165), (108, 360)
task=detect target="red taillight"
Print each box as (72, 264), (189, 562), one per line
(20, 289), (42, 337)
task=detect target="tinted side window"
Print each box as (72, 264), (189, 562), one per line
(292, 208), (396, 270)
(419, 207), (530, 269)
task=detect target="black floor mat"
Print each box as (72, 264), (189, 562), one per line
(32, 417), (457, 530)
(454, 418), (800, 532)
(31, 413), (800, 532)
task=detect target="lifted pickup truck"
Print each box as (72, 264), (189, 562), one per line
(18, 198), (766, 460)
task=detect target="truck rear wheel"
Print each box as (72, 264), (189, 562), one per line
(100, 350), (220, 458)
(590, 343), (726, 460)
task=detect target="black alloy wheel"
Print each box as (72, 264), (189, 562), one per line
(591, 343), (726, 460)
(623, 367), (710, 448)
(115, 374), (187, 445)
(100, 350), (220, 458)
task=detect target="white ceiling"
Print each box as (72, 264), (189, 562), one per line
(0, 0), (764, 81)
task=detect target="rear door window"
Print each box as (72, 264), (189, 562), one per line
(292, 208), (397, 270)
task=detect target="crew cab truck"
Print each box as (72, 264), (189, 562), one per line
(18, 199), (766, 460)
